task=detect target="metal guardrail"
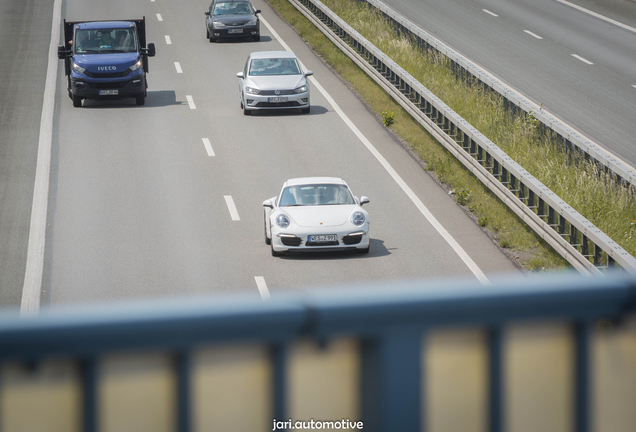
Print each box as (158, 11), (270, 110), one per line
(286, 0), (636, 275)
(365, 0), (636, 190)
(1, 275), (635, 432)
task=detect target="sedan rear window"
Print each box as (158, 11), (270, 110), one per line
(280, 185), (354, 206)
(249, 58), (301, 76)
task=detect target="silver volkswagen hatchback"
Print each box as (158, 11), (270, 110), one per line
(236, 51), (313, 115)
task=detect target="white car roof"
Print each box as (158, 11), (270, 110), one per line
(249, 51), (297, 60)
(284, 177), (346, 187)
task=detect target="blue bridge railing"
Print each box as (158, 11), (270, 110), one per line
(0, 274), (634, 431)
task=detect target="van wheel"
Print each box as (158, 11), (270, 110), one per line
(136, 93), (145, 106)
(72, 95), (82, 107)
(301, 106), (310, 114)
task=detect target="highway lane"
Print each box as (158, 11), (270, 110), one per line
(44, 0), (519, 307)
(0, 0), (55, 309)
(380, 0), (636, 167)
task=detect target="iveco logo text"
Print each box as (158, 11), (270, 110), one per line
(97, 66), (117, 71)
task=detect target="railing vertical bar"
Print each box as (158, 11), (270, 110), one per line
(272, 343), (288, 421)
(82, 358), (98, 432)
(176, 352), (191, 432)
(489, 327), (504, 432)
(575, 321), (592, 432)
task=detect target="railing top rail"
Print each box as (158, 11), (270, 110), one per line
(1, 275), (634, 361)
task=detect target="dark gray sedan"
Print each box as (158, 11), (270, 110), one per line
(205, 0), (260, 42)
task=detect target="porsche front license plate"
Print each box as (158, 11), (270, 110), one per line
(308, 234), (337, 243)
(229, 29), (243, 33)
(99, 90), (119, 95)
(268, 97), (288, 103)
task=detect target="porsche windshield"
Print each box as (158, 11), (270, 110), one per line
(249, 58), (301, 76)
(74, 28), (138, 54)
(279, 184), (354, 206)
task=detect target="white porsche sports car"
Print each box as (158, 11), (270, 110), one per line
(263, 177), (370, 256)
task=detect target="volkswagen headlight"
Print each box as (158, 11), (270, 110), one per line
(351, 211), (365, 226)
(72, 63), (86, 74)
(129, 60), (142, 72)
(245, 86), (260, 95)
(276, 214), (290, 229)
(294, 85), (308, 94)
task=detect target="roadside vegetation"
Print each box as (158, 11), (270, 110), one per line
(265, 0), (634, 270)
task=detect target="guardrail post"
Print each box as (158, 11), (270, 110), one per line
(361, 328), (422, 432)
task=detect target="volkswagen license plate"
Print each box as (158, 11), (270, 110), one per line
(268, 97), (288, 103)
(308, 234), (337, 243)
(99, 90), (119, 95)
(229, 29), (243, 33)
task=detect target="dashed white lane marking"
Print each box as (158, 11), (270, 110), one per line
(202, 138), (215, 156)
(165, 35), (172, 44)
(632, 85), (636, 89)
(259, 16), (490, 285)
(524, 30), (543, 39)
(224, 196), (240, 221)
(186, 95), (196, 109)
(21, 0), (63, 316)
(254, 276), (270, 300)
(572, 54), (594, 65)
(483, 9), (498, 17)
(174, 62), (183, 73)
(156, 13), (163, 21)
(556, 0), (636, 34)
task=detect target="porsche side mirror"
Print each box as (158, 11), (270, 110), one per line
(263, 200), (274, 209)
(360, 196), (370, 206)
(237, 72), (244, 78)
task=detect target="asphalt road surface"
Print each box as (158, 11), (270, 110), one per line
(381, 0), (636, 167)
(3, 0), (522, 312)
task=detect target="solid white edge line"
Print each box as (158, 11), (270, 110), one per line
(556, 0), (636, 34)
(482, 9), (498, 17)
(224, 196), (240, 221)
(260, 16), (490, 285)
(523, 30), (543, 39)
(156, 13), (163, 22)
(202, 138), (215, 156)
(21, 0), (63, 316)
(174, 62), (183, 73)
(186, 95), (196, 109)
(165, 35), (172, 44)
(255, 276), (270, 300)
(572, 54), (594, 65)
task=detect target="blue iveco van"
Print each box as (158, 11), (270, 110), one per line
(58, 18), (156, 107)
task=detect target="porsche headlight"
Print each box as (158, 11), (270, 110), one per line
(129, 60), (142, 72)
(245, 86), (260, 95)
(294, 85), (308, 94)
(351, 211), (365, 226)
(276, 214), (290, 229)
(72, 63), (86, 74)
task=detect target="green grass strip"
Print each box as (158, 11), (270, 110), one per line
(266, 0), (574, 270)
